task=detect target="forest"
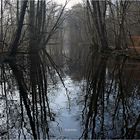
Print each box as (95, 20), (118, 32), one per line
(0, 0), (140, 139)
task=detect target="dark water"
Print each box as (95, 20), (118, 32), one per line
(0, 54), (140, 139)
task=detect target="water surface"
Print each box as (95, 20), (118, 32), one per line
(0, 54), (140, 139)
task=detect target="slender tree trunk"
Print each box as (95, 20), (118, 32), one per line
(1, 0), (3, 43)
(17, 0), (19, 23)
(10, 0), (28, 56)
(88, 0), (109, 52)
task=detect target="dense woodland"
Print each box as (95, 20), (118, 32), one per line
(0, 0), (140, 139)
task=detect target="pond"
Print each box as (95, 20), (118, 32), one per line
(0, 54), (140, 139)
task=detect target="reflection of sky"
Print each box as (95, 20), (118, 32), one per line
(50, 76), (82, 139)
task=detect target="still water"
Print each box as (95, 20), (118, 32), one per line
(49, 76), (83, 139)
(0, 54), (140, 139)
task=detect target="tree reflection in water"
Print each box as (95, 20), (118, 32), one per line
(0, 53), (140, 139)
(0, 52), (60, 139)
(80, 53), (140, 139)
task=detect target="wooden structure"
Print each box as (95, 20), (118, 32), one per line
(128, 36), (140, 53)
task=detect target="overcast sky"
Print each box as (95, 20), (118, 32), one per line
(57, 0), (82, 8)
